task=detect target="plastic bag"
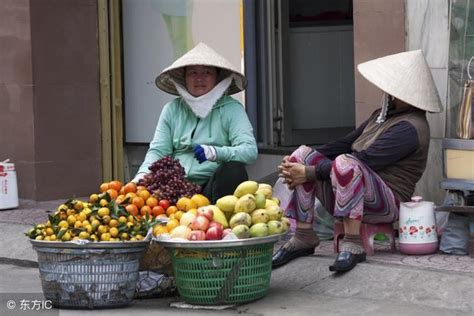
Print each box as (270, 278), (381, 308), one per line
(135, 271), (176, 299)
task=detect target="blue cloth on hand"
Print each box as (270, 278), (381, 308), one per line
(193, 144), (207, 163)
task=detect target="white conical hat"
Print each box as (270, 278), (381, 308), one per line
(156, 42), (247, 95)
(357, 50), (443, 113)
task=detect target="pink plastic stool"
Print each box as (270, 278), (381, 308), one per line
(333, 220), (396, 256)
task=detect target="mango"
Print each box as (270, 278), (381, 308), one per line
(267, 220), (284, 235)
(234, 194), (256, 213)
(229, 212), (252, 228)
(216, 195), (238, 213)
(266, 205), (284, 221)
(256, 183), (273, 199)
(232, 224), (250, 239)
(254, 193), (266, 209)
(251, 209), (269, 225)
(249, 223), (269, 238)
(280, 217), (291, 232)
(233, 181), (258, 198)
(265, 199), (279, 209)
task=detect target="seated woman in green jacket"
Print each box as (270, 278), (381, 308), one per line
(133, 43), (258, 202)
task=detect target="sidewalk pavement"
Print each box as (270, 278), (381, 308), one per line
(0, 199), (473, 315)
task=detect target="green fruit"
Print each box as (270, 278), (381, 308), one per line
(232, 224), (250, 239)
(249, 223), (269, 238)
(267, 220), (284, 235)
(254, 193), (266, 209)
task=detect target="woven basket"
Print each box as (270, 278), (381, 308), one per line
(169, 242), (273, 305)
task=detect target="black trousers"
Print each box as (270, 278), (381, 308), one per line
(201, 161), (248, 203)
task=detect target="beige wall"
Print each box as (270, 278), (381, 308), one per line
(353, 0), (405, 125)
(0, 0), (102, 200)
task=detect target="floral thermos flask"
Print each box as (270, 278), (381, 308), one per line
(398, 196), (438, 255)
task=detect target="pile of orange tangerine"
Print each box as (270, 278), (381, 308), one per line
(26, 179), (211, 242)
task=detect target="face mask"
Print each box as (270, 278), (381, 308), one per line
(172, 76), (234, 119)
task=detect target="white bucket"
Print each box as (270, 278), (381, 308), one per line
(0, 160), (19, 210)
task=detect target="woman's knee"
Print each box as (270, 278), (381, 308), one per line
(331, 154), (362, 185)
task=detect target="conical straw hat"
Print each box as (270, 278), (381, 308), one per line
(357, 50), (443, 113)
(156, 42), (247, 96)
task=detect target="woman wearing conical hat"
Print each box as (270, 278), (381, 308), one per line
(273, 50), (443, 272)
(133, 43), (257, 203)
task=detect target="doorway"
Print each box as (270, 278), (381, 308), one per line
(245, 0), (355, 147)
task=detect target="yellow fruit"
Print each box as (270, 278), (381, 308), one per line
(166, 218), (179, 232)
(176, 197), (197, 211)
(67, 215), (77, 225)
(153, 225), (168, 236)
(99, 199), (108, 207)
(77, 212), (87, 222)
(109, 227), (119, 237)
(191, 194), (210, 208)
(97, 225), (108, 234)
(78, 231), (90, 239)
(109, 219), (119, 227)
(90, 234), (99, 241)
(265, 199), (279, 208)
(49, 235), (57, 241)
(45, 227), (54, 236)
(74, 221), (82, 229)
(135, 234), (144, 240)
(84, 224), (93, 234)
(216, 195), (238, 213)
(120, 232), (129, 240)
(118, 216), (128, 224)
(58, 220), (69, 229)
(98, 207), (110, 217)
(74, 201), (84, 211)
(89, 193), (99, 204)
(100, 233), (111, 241)
(174, 210), (184, 221)
(234, 194), (257, 213)
(233, 181), (258, 198)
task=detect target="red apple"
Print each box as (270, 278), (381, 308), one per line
(208, 221), (223, 231)
(222, 228), (232, 238)
(190, 215), (210, 231)
(206, 225), (223, 240)
(197, 206), (214, 221)
(188, 230), (206, 241)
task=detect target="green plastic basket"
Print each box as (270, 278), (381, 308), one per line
(170, 242), (273, 305)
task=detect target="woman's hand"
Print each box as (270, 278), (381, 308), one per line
(278, 156), (306, 189)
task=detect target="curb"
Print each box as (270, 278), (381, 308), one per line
(0, 257), (38, 268)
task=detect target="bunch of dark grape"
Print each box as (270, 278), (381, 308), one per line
(138, 156), (201, 204)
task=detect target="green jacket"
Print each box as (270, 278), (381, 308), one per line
(134, 96), (258, 185)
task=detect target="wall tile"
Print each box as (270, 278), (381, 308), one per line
(30, 0), (99, 85)
(33, 83), (101, 162)
(35, 158), (102, 200)
(0, 0), (32, 84)
(0, 84), (35, 161)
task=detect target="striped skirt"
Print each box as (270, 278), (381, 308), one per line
(284, 145), (399, 224)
